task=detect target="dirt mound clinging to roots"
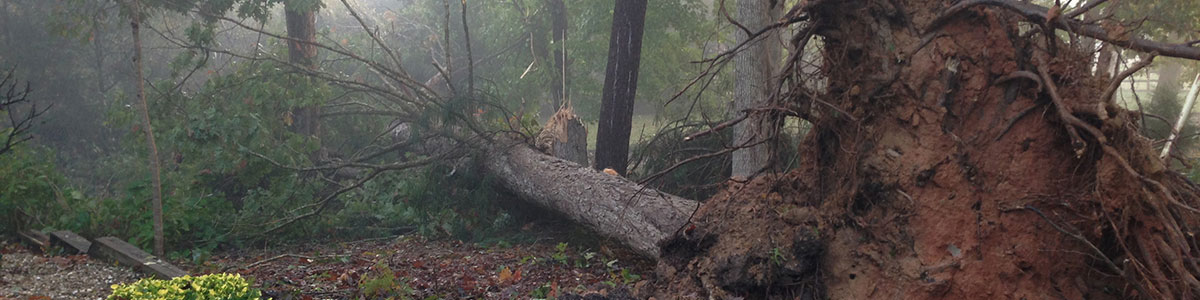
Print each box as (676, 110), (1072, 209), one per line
(656, 1), (1200, 299)
(658, 173), (823, 299)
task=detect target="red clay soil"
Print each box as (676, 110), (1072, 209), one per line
(656, 1), (1200, 299)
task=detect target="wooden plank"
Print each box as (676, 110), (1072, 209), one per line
(48, 230), (91, 254)
(16, 229), (49, 252)
(88, 237), (187, 279)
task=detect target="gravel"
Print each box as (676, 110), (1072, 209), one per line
(1, 243), (144, 300)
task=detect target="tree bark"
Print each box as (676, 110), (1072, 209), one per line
(285, 4), (319, 137)
(546, 0), (569, 108)
(484, 140), (697, 258)
(731, 0), (782, 177)
(1095, 43), (1116, 78)
(594, 0), (648, 175)
(129, 0), (164, 257)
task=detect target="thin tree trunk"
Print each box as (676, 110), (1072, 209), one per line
(285, 4), (319, 136)
(129, 0), (164, 257)
(1096, 43), (1116, 78)
(1154, 59), (1184, 104)
(731, 0), (781, 177)
(460, 0), (474, 93)
(546, 0), (569, 107)
(1078, 0), (1103, 69)
(93, 20), (107, 105)
(594, 0), (648, 175)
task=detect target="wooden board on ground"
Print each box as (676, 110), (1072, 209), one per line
(88, 237), (187, 279)
(17, 229), (49, 252)
(49, 230), (91, 254)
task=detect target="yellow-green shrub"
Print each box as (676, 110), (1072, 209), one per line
(107, 273), (264, 300)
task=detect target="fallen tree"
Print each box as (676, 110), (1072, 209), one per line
(484, 138), (698, 258)
(176, 1), (701, 261)
(169, 0), (1200, 298)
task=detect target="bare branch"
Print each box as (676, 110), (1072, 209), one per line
(1101, 54), (1154, 106)
(928, 0), (1200, 60)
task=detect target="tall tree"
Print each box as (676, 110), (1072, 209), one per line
(730, 0), (782, 177)
(284, 2), (319, 137)
(546, 0), (569, 107)
(594, 0), (647, 175)
(128, 0), (165, 257)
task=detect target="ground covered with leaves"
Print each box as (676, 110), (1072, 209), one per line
(0, 242), (141, 300)
(192, 234), (653, 299)
(3, 233), (652, 300)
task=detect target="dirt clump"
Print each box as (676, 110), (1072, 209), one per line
(658, 174), (824, 300)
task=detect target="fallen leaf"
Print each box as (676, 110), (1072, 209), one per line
(550, 281), (559, 298)
(498, 266), (513, 283)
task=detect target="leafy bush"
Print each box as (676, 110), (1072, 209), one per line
(0, 145), (81, 233)
(107, 273), (264, 300)
(333, 162), (519, 243)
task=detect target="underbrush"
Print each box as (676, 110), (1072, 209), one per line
(629, 120), (805, 200)
(0, 138), (536, 263)
(107, 273), (263, 300)
(331, 160), (520, 243)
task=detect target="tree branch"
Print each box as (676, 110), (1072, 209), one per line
(928, 0), (1200, 60)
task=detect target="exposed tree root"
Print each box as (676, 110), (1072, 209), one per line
(658, 0), (1200, 299)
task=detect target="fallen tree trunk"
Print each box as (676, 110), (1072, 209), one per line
(483, 139), (699, 258)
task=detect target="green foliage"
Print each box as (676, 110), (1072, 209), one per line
(357, 262), (413, 299)
(566, 0), (722, 120)
(1108, 0), (1200, 41)
(0, 145), (79, 233)
(106, 273), (264, 300)
(90, 56), (331, 255)
(769, 247), (786, 266)
(7, 0), (736, 260)
(334, 162), (518, 243)
(552, 242), (570, 265)
(528, 281), (553, 299)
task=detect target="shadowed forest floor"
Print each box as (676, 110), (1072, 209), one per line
(2, 230), (653, 300)
(190, 235), (653, 299)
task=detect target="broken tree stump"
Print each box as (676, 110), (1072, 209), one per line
(536, 106), (589, 166)
(88, 237), (187, 279)
(49, 230), (91, 254)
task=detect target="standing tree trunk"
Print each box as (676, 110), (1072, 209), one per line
(1153, 60), (1185, 108)
(285, 3), (319, 137)
(594, 0), (647, 175)
(1095, 43), (1117, 78)
(546, 0), (569, 108)
(129, 0), (164, 257)
(730, 0), (782, 177)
